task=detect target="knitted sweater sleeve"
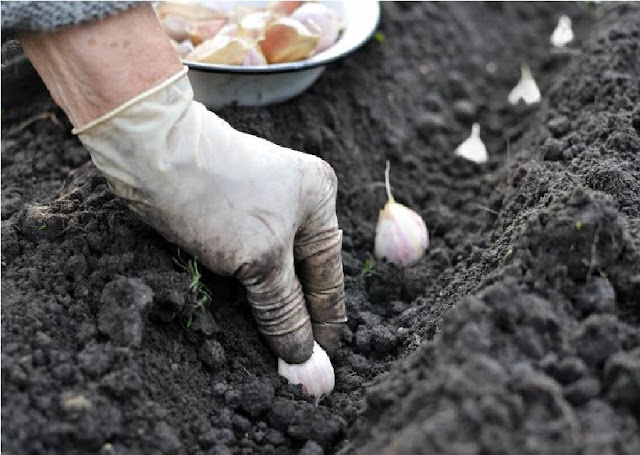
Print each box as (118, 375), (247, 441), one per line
(1, 1), (142, 33)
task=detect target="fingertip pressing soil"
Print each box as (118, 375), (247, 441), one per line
(2, 2), (640, 455)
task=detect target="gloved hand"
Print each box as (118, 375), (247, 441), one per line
(73, 68), (347, 363)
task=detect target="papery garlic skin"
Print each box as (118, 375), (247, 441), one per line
(278, 341), (335, 397)
(508, 64), (541, 105)
(291, 3), (340, 53)
(374, 162), (429, 267)
(551, 15), (573, 48)
(454, 123), (488, 164)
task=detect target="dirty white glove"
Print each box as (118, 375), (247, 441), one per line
(73, 68), (346, 363)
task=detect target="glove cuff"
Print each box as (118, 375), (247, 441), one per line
(72, 66), (189, 135)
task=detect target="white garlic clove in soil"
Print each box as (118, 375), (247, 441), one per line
(259, 17), (320, 63)
(550, 15), (574, 48)
(454, 123), (488, 164)
(508, 64), (541, 105)
(291, 3), (340, 53)
(278, 341), (335, 397)
(374, 162), (429, 267)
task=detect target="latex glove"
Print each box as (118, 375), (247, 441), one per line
(73, 68), (346, 363)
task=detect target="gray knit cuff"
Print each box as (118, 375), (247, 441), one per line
(1, 1), (143, 34)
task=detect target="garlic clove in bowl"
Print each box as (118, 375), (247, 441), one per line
(260, 17), (320, 64)
(186, 19), (228, 46)
(291, 3), (341, 53)
(187, 35), (253, 65)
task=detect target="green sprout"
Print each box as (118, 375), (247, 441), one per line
(373, 31), (386, 44)
(37, 224), (47, 231)
(576, 220), (583, 231)
(174, 249), (212, 328)
(361, 258), (375, 277)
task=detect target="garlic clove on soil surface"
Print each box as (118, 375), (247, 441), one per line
(278, 341), (335, 397)
(259, 17), (320, 63)
(374, 162), (429, 267)
(291, 3), (340, 53)
(508, 64), (541, 105)
(454, 123), (488, 164)
(550, 15), (574, 48)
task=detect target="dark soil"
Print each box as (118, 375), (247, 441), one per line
(2, 2), (640, 455)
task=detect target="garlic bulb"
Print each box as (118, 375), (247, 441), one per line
(454, 123), (488, 164)
(374, 162), (429, 267)
(291, 3), (340, 53)
(278, 341), (335, 397)
(550, 15), (573, 48)
(260, 17), (320, 63)
(508, 64), (541, 105)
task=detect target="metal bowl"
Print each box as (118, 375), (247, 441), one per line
(181, 1), (380, 109)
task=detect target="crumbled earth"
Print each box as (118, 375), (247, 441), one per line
(2, 2), (639, 455)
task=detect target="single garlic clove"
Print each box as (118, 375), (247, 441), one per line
(186, 19), (227, 46)
(259, 17), (320, 63)
(243, 44), (268, 66)
(454, 123), (488, 164)
(268, 1), (305, 16)
(160, 16), (191, 42)
(374, 162), (429, 267)
(291, 3), (340, 53)
(171, 38), (194, 58)
(238, 11), (275, 41)
(508, 63), (541, 105)
(278, 341), (335, 397)
(186, 35), (252, 65)
(550, 15), (574, 48)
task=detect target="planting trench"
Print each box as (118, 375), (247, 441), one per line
(2, 2), (640, 454)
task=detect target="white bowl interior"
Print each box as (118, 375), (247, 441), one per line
(179, 1), (380, 71)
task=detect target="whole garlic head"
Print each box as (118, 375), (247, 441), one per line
(374, 162), (429, 267)
(278, 341), (335, 397)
